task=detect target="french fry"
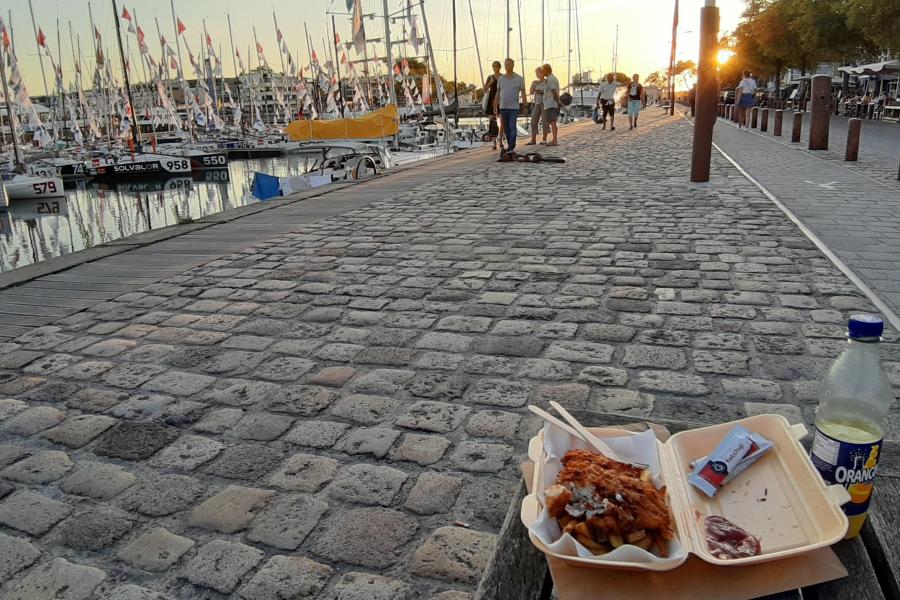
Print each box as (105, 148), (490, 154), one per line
(558, 514), (574, 529)
(626, 529), (647, 543)
(634, 536), (654, 551)
(609, 533), (624, 548)
(573, 521), (592, 539)
(574, 532), (609, 555)
(563, 519), (579, 534)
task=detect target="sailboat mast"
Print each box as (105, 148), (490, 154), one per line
(418, 0), (451, 155)
(382, 0), (397, 107)
(273, 11), (292, 123)
(567, 0), (571, 93)
(467, 0), (484, 87)
(26, 0), (50, 98)
(169, 0), (184, 82)
(0, 41), (23, 165)
(331, 15), (346, 115)
(506, 0), (510, 59)
(112, 0), (141, 145)
(516, 0), (524, 73)
(57, 18), (68, 134)
(541, 0), (545, 64)
(452, 0), (458, 128)
(575, 0), (582, 107)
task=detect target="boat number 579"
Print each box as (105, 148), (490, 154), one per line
(165, 160), (189, 171)
(31, 181), (57, 194)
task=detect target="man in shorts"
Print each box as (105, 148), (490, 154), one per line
(626, 74), (644, 129)
(598, 73), (621, 131)
(542, 63), (560, 146)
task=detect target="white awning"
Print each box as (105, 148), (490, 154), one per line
(839, 61), (900, 76)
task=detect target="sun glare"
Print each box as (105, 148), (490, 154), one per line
(717, 49), (734, 65)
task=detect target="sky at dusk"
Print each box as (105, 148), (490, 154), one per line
(3, 0), (744, 93)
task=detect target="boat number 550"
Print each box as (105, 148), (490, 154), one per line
(201, 155), (226, 166)
(165, 160), (190, 171)
(31, 181), (58, 194)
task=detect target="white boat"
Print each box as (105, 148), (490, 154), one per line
(0, 172), (65, 201)
(156, 144), (229, 171)
(30, 157), (88, 181)
(83, 152), (192, 180)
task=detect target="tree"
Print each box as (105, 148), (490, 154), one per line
(601, 72), (631, 84)
(844, 0), (900, 53)
(645, 70), (666, 87)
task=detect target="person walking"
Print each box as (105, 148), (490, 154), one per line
(493, 58), (527, 153)
(542, 64), (560, 146)
(736, 69), (757, 129)
(483, 61), (502, 150)
(626, 74), (644, 129)
(526, 67), (548, 146)
(598, 73), (621, 131)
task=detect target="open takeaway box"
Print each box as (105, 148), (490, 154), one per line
(520, 414), (852, 599)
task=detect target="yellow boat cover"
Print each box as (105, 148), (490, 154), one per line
(285, 105), (399, 141)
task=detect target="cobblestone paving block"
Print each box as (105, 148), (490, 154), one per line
(638, 370), (710, 396)
(0, 491), (73, 535)
(117, 527), (195, 572)
(246, 494), (329, 549)
(404, 472), (463, 515)
(267, 385), (337, 416)
(432, 592), (472, 600)
(0, 350), (46, 369)
(416, 332), (474, 353)
(309, 366), (357, 387)
(1, 406), (66, 436)
(395, 400), (471, 433)
(693, 350), (750, 376)
(56, 359), (117, 380)
(330, 394), (401, 424)
(0, 398), (27, 420)
(722, 378), (783, 401)
(744, 402), (803, 424)
(21, 353), (78, 375)
(58, 507), (134, 550)
(204, 444), (284, 480)
(340, 426), (401, 458)
(183, 540), (264, 594)
(454, 478), (520, 529)
(5, 558), (106, 600)
(193, 407), (245, 432)
(41, 414), (117, 448)
(310, 507), (418, 568)
(466, 379), (531, 407)
(347, 368), (415, 395)
(0, 531), (41, 581)
(228, 411), (294, 441)
(1, 450), (73, 483)
(0, 444), (29, 468)
(473, 336), (545, 357)
(465, 410), (522, 439)
(577, 366), (629, 387)
(266, 453), (339, 492)
(517, 358), (573, 380)
(60, 461), (137, 499)
(237, 555), (332, 600)
(411, 526), (497, 584)
(189, 485), (274, 533)
(389, 433), (452, 465)
(327, 463), (408, 506)
(622, 345), (687, 370)
(545, 341), (614, 364)
(321, 572), (411, 600)
(94, 421), (180, 461)
(143, 371), (217, 395)
(405, 372), (469, 401)
(148, 435), (224, 471)
(283, 420), (350, 448)
(100, 585), (175, 600)
(592, 388), (655, 416)
(118, 474), (206, 516)
(252, 356), (316, 381)
(450, 441), (514, 473)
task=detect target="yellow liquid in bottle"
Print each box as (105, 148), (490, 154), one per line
(815, 417), (883, 539)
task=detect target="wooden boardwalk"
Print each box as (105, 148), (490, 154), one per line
(0, 148), (494, 340)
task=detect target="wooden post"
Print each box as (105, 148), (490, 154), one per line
(751, 106), (758, 128)
(791, 111), (802, 142)
(690, 0), (719, 183)
(760, 107), (768, 132)
(809, 74), (831, 150)
(845, 118), (860, 161)
(774, 110), (783, 136)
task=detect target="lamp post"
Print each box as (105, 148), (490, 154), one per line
(690, 0), (719, 182)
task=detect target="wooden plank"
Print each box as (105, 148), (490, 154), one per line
(0, 295), (100, 309)
(806, 537), (884, 600)
(0, 313), (53, 326)
(0, 287), (116, 300)
(0, 324), (32, 338)
(23, 281), (145, 292)
(474, 479), (548, 600)
(860, 477), (900, 600)
(0, 303), (78, 318)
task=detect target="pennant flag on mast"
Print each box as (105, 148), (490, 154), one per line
(177, 18), (186, 35)
(121, 7), (136, 33)
(94, 26), (102, 41)
(351, 0), (365, 54)
(36, 28), (46, 47)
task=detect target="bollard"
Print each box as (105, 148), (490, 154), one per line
(774, 110), (783, 136)
(809, 74), (831, 150)
(791, 112), (803, 142)
(718, 103), (723, 117)
(760, 108), (769, 132)
(690, 1), (720, 183)
(845, 118), (861, 161)
(751, 107), (759, 128)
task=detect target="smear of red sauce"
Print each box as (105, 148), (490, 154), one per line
(705, 515), (761, 559)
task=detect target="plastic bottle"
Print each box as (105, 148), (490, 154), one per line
(810, 314), (892, 538)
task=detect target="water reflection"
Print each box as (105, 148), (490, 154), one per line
(0, 153), (327, 273)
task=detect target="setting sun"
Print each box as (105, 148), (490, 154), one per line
(717, 49), (735, 65)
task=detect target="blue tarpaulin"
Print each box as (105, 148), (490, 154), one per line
(251, 172), (282, 200)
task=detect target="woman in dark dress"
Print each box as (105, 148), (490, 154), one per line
(484, 61), (502, 150)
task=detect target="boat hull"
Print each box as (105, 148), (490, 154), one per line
(4, 177), (66, 200)
(86, 157), (191, 179)
(187, 152), (229, 170)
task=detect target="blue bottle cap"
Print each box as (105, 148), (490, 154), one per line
(848, 314), (883, 339)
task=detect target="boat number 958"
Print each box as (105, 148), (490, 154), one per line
(165, 160), (190, 171)
(201, 155), (226, 166)
(31, 181), (58, 194)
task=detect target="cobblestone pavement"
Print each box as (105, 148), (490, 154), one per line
(712, 113), (900, 319)
(1, 108), (898, 599)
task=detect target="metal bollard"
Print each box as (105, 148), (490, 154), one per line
(845, 118), (861, 161)
(791, 112), (803, 142)
(774, 110), (783, 136)
(760, 108), (769, 132)
(751, 107), (759, 128)
(733, 105), (740, 123)
(809, 74), (831, 150)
